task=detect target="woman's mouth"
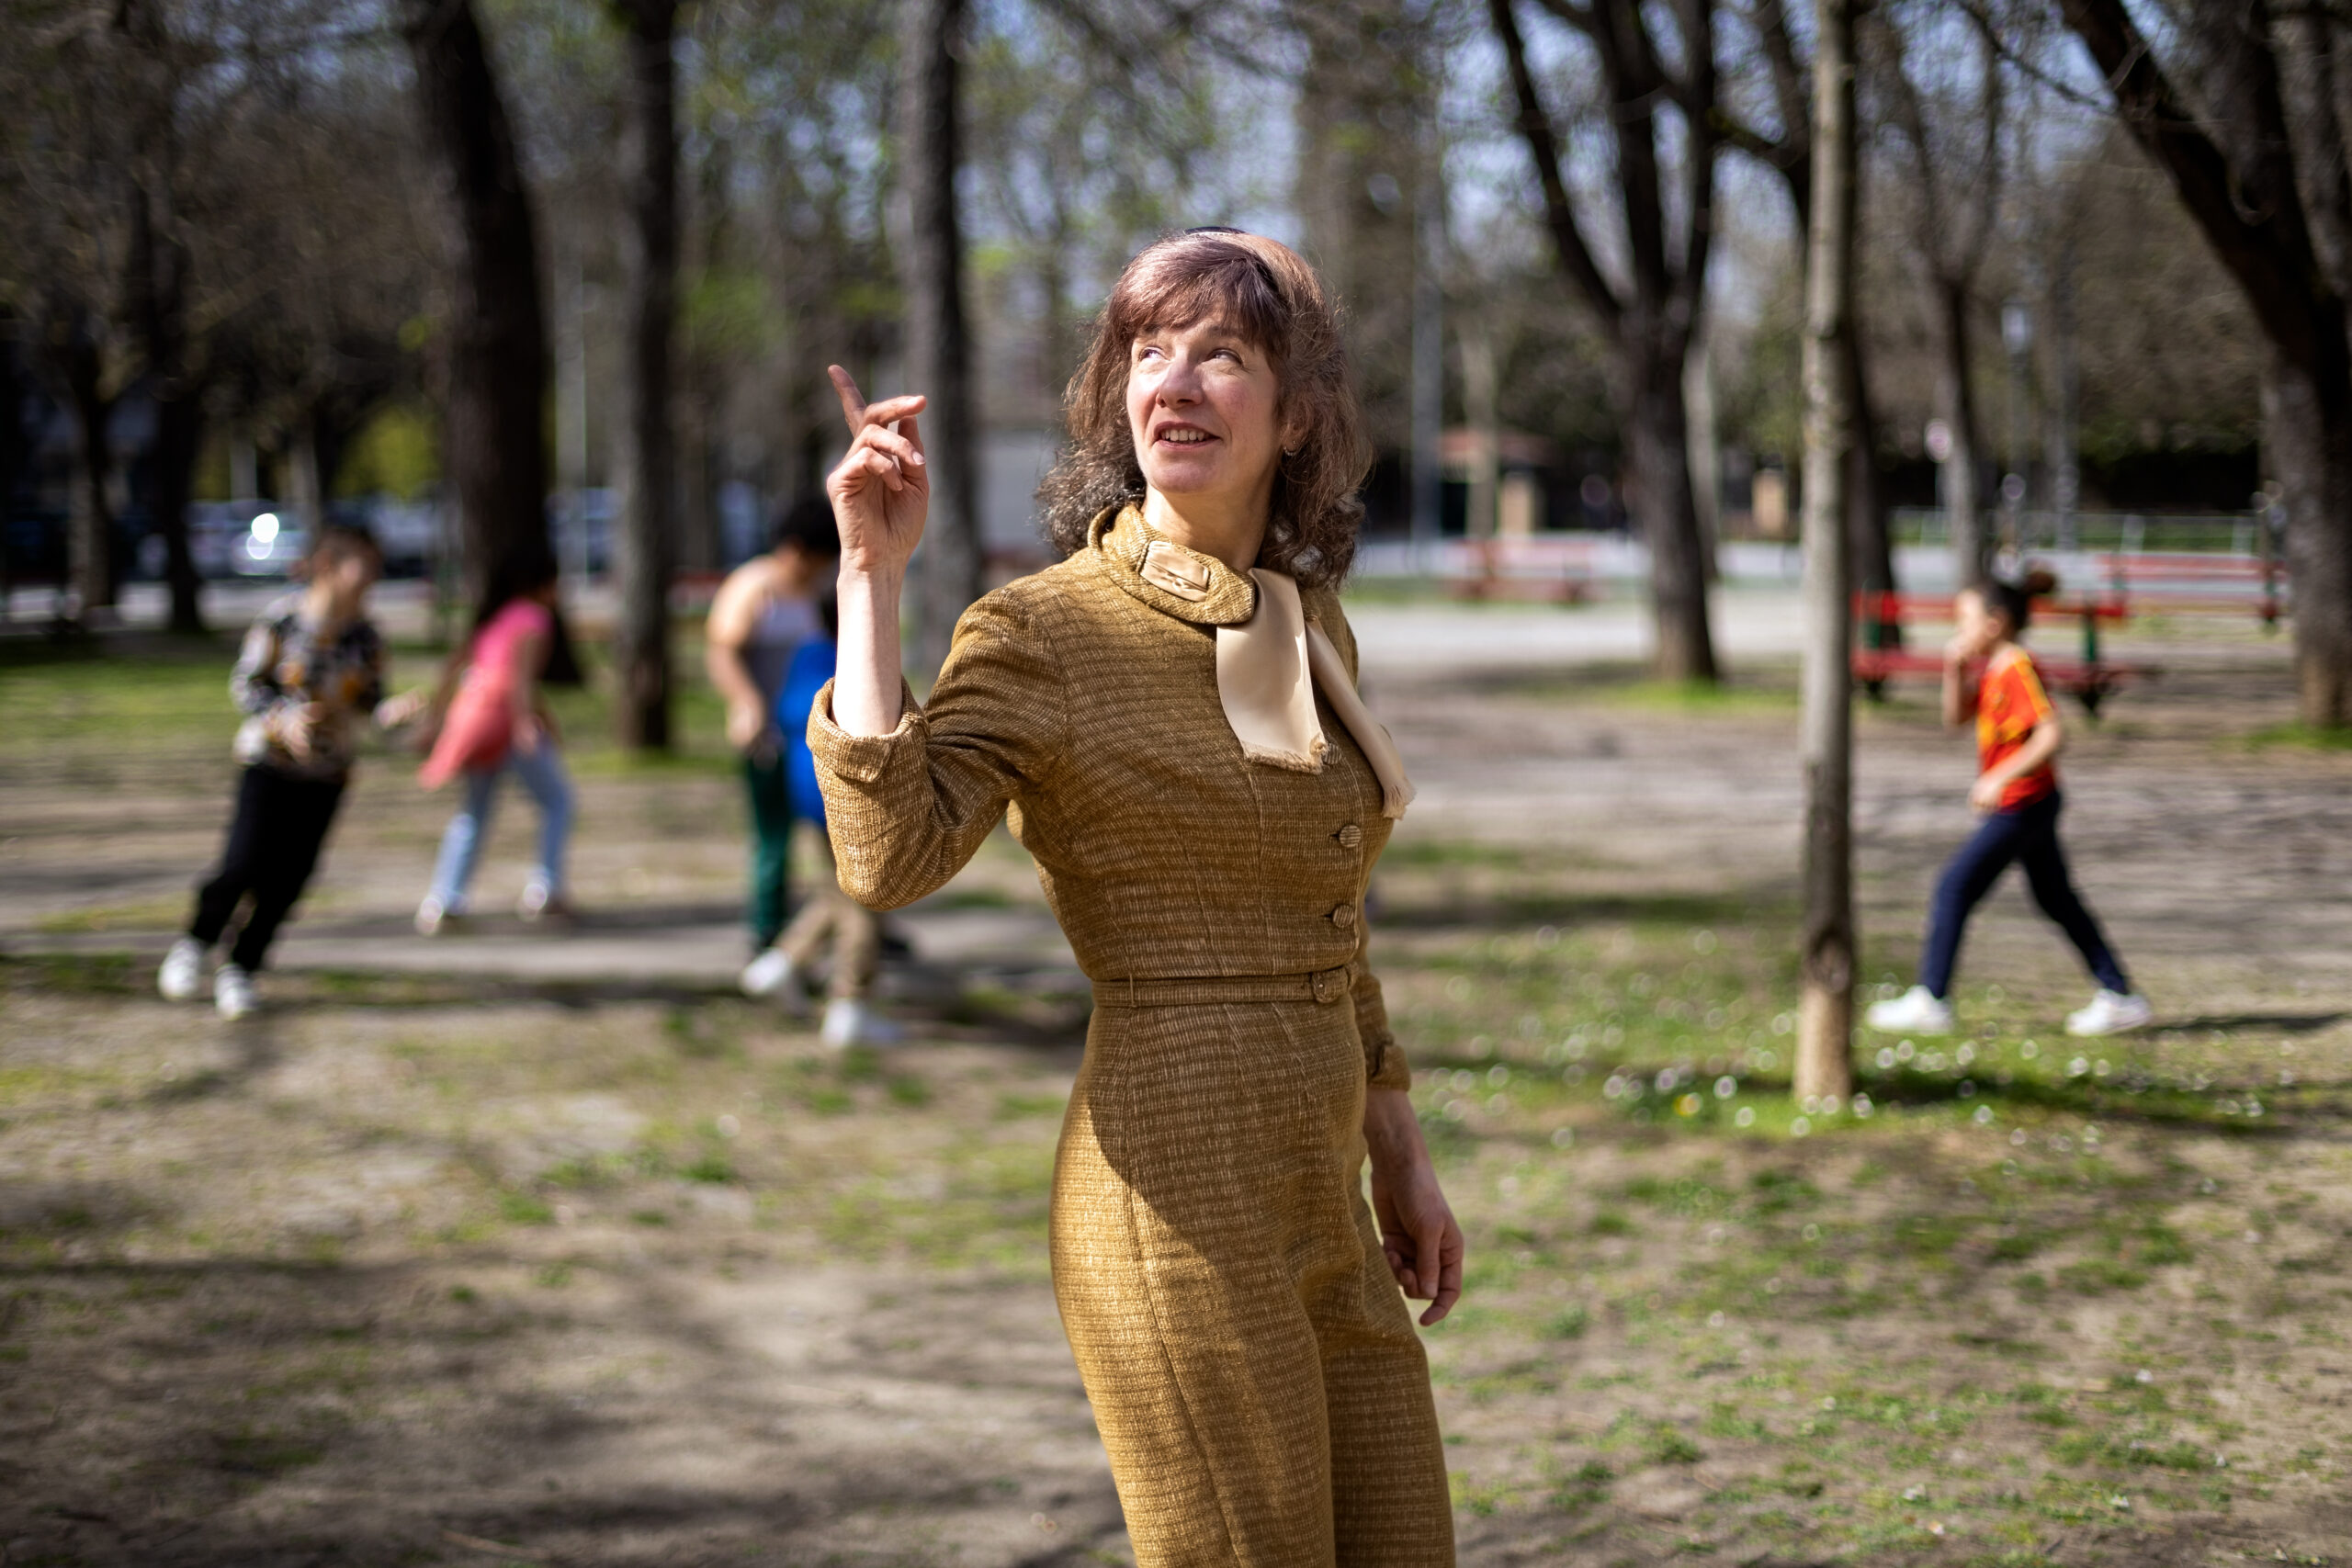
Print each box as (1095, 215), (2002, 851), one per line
(1155, 426), (1216, 447)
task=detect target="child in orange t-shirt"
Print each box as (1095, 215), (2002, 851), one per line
(1867, 571), (2151, 1039)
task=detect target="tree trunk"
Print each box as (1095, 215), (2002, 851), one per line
(1686, 333), (1722, 584)
(400, 0), (552, 609)
(1933, 276), (1989, 587)
(62, 319), (117, 618)
(151, 386), (203, 632)
(899, 0), (981, 674)
(1795, 0), (1858, 1106)
(2266, 350), (2352, 724)
(1623, 331), (1717, 682)
(613, 0), (679, 750)
(132, 188), (205, 633)
(2056, 0), (2352, 722)
(1487, 0), (1722, 682)
(288, 410), (325, 532)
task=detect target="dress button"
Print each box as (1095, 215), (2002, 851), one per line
(1330, 903), (1358, 930)
(1336, 823), (1363, 851)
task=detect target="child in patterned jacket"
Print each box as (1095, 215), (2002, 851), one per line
(157, 524), (389, 1019)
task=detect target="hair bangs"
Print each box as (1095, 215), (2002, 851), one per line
(1113, 243), (1290, 362)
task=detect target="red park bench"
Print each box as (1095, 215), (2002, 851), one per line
(1851, 547), (2288, 714)
(1851, 591), (2149, 716)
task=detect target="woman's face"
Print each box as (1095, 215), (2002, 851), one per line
(1125, 316), (1295, 514)
(1953, 588), (2007, 655)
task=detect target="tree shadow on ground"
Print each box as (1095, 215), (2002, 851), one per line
(2165, 1010), (2348, 1035)
(0, 1256), (1125, 1568)
(1373, 888), (1794, 935)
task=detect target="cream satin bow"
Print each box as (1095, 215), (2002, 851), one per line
(1215, 570), (1416, 819)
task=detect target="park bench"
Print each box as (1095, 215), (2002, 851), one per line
(1851, 590), (2153, 716)
(1440, 536), (1598, 604)
(2094, 550), (2287, 626)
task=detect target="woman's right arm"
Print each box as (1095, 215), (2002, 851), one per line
(809, 367), (1062, 909)
(826, 366), (929, 737)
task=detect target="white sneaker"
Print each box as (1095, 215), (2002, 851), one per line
(214, 963), (257, 1021)
(820, 998), (904, 1049)
(740, 949), (796, 998)
(1864, 985), (1955, 1034)
(158, 937), (207, 1001)
(517, 883), (576, 926)
(415, 897), (458, 937)
(2066, 989), (2153, 1037)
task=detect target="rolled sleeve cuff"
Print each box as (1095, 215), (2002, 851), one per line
(1365, 1030), (1412, 1091)
(807, 677), (925, 784)
(1351, 956), (1411, 1089)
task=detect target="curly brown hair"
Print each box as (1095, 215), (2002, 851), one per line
(1035, 229), (1371, 589)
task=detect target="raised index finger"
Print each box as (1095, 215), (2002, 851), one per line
(826, 365), (867, 433)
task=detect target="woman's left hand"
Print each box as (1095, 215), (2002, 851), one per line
(1968, 773), (2005, 813)
(1363, 1088), (1464, 1325)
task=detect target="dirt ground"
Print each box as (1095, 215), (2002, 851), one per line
(3, 595), (2349, 1567)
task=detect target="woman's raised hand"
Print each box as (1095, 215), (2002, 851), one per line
(825, 366), (929, 581)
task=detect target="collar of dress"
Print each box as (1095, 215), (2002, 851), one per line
(1090, 505), (1414, 818)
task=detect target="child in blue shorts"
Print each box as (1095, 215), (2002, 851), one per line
(762, 593), (897, 1047)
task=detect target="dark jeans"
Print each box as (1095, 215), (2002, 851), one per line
(188, 765), (346, 971)
(742, 751), (795, 951)
(1918, 790), (2130, 999)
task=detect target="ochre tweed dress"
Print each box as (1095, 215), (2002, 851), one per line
(809, 507), (1454, 1566)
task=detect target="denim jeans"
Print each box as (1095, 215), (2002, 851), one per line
(1917, 791), (2130, 999)
(427, 742), (573, 910)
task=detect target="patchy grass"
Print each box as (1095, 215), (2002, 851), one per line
(2, 610), (2346, 1568)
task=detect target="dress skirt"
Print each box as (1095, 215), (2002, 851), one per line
(1052, 979), (1456, 1567)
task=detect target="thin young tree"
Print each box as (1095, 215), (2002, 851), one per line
(1794, 0), (1860, 1102)
(400, 0), (553, 605)
(612, 0), (681, 750)
(899, 0), (982, 674)
(1489, 0), (1722, 682)
(2055, 0), (2352, 726)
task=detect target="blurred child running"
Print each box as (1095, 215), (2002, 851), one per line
(1868, 570), (2153, 1039)
(707, 496), (838, 994)
(157, 524), (388, 1019)
(763, 591), (900, 1047)
(407, 546), (583, 933)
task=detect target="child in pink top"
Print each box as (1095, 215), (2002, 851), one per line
(419, 593), (552, 788)
(401, 549), (580, 931)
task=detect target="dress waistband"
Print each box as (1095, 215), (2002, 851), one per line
(1091, 966), (1352, 1008)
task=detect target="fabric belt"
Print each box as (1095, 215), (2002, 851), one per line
(1091, 966), (1353, 1008)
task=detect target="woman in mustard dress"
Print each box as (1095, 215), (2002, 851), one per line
(809, 229), (1461, 1566)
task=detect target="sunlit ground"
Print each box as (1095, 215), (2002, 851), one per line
(3, 609), (2346, 1565)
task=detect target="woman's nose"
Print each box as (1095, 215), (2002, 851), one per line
(1157, 357), (1203, 404)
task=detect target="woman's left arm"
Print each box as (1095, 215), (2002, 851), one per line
(1364, 1087), (1464, 1325)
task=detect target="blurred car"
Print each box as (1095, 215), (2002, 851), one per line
(230, 508), (308, 577)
